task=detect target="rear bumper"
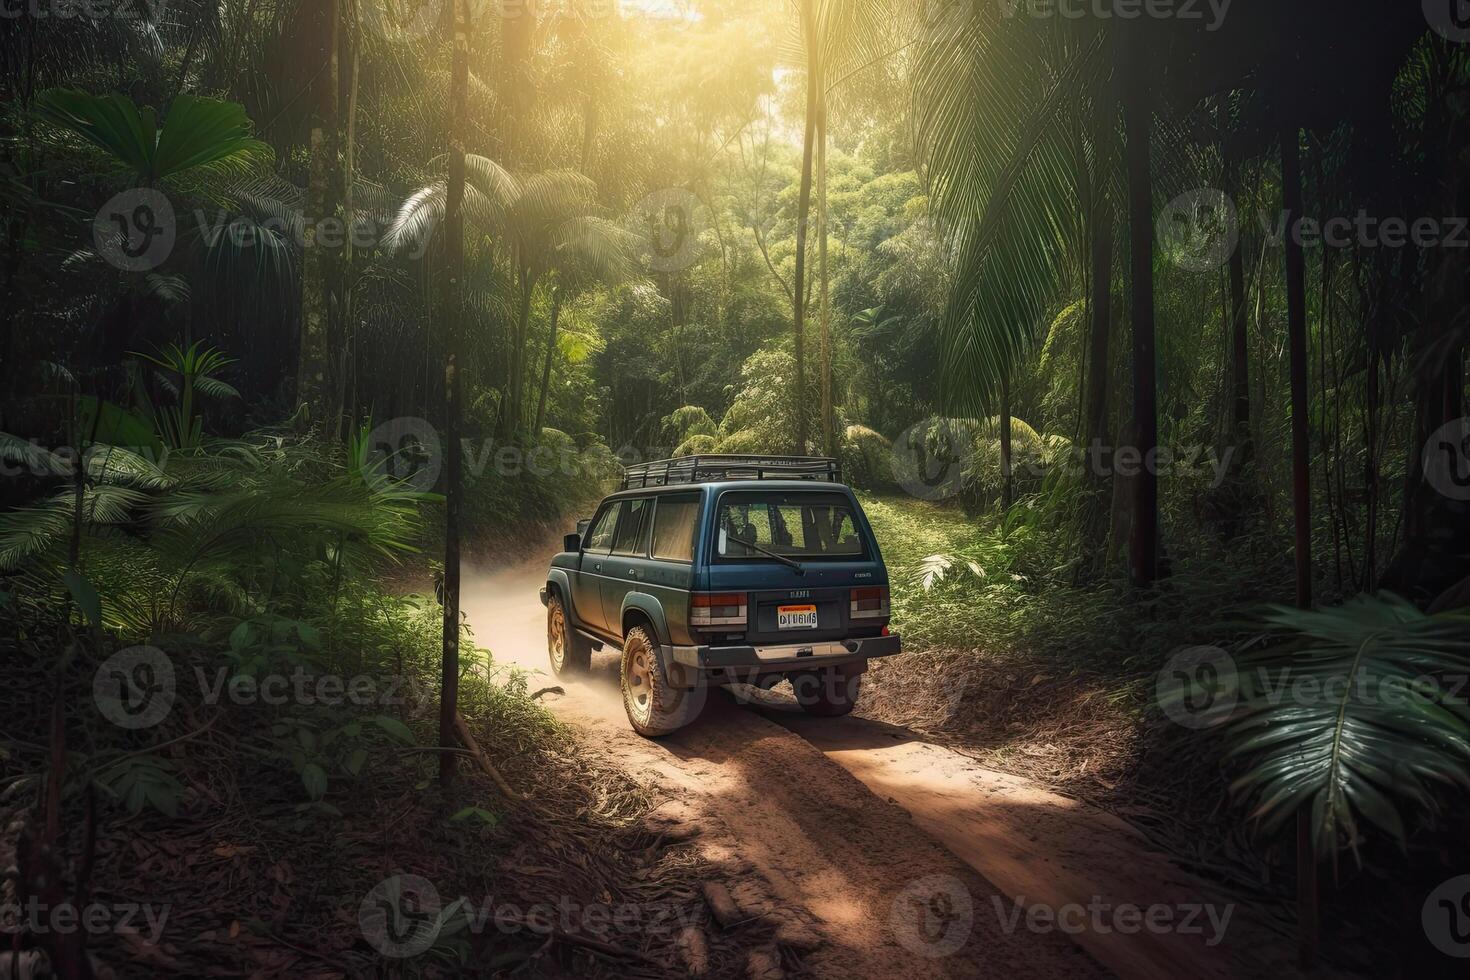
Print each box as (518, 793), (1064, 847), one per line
(666, 632), (901, 675)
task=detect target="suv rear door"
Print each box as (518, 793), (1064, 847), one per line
(599, 497), (652, 635)
(707, 488), (887, 644)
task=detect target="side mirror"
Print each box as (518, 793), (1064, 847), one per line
(563, 533), (582, 553)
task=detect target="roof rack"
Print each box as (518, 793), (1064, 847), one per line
(620, 455), (842, 490)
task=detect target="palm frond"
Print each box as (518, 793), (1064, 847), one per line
(1223, 594), (1470, 864)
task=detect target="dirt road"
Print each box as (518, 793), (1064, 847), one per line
(461, 561), (1300, 980)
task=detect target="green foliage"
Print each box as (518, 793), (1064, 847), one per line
(840, 424), (896, 491)
(130, 341), (240, 449)
(97, 756), (183, 818)
(661, 406), (718, 444)
(34, 90), (271, 183)
(1221, 595), (1470, 862)
(0, 432), (428, 634)
(715, 345), (821, 454)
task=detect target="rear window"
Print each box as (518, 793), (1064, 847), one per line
(715, 491), (866, 560)
(651, 495), (699, 562)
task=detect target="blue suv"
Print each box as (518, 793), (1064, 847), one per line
(539, 456), (902, 736)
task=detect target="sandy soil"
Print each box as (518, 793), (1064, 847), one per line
(459, 559), (1308, 980)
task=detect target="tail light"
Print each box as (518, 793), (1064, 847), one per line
(691, 592), (747, 627)
(850, 586), (890, 619)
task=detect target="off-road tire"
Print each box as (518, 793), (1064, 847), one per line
(795, 664), (863, 717)
(547, 593), (591, 676)
(621, 626), (703, 736)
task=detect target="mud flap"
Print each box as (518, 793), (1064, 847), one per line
(660, 646), (701, 689)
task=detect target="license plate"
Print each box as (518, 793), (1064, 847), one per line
(777, 604), (818, 629)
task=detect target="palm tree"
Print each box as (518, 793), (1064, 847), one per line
(791, 0), (818, 454)
(532, 217), (639, 435)
(34, 90), (270, 186)
(437, 0), (471, 788)
(789, 0), (893, 456)
(298, 0), (342, 428)
(1120, 36), (1158, 587)
(910, 7), (1098, 508)
(32, 89), (271, 457)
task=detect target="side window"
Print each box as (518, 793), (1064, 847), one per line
(583, 504), (618, 554)
(650, 495), (699, 562)
(611, 498), (650, 556)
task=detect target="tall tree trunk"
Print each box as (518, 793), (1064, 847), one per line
(1000, 371), (1014, 511)
(337, 0), (360, 435)
(1227, 224), (1250, 446)
(1280, 117), (1318, 970)
(1082, 101), (1116, 561)
(438, 0), (470, 789)
(791, 0), (818, 454)
(1221, 99), (1251, 463)
(817, 88), (835, 458)
(580, 93), (599, 172)
(534, 289), (561, 436)
(1123, 65), (1158, 588)
(1083, 170), (1114, 457)
(295, 0), (340, 426)
(1281, 125), (1313, 609)
(503, 275), (533, 439)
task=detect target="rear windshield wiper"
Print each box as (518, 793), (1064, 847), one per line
(725, 533), (805, 574)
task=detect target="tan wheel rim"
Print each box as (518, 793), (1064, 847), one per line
(625, 644), (652, 725)
(548, 604), (566, 671)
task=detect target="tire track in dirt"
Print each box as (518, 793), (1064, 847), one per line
(461, 563), (1106, 979)
(764, 709), (1307, 980)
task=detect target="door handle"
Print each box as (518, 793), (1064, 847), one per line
(594, 562), (602, 572)
(627, 568), (638, 577)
